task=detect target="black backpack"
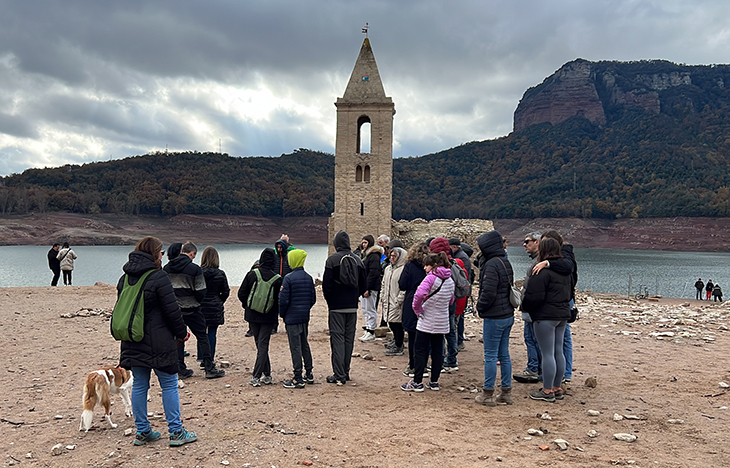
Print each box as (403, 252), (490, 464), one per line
(338, 253), (362, 288)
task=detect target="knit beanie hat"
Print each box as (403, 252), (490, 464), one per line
(429, 237), (453, 259)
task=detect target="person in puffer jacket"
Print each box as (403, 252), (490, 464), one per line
(118, 236), (198, 447)
(199, 246), (230, 363)
(279, 249), (316, 388)
(400, 252), (455, 393)
(381, 246), (407, 356)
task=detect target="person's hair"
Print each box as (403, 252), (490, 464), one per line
(135, 236), (163, 270)
(62, 242), (70, 249)
(406, 241), (429, 263)
(53, 242), (60, 248)
(423, 251), (450, 269)
(502, 236), (508, 248)
(377, 234), (390, 244)
(541, 230), (564, 246)
(525, 231), (541, 241)
(200, 246), (219, 269)
(538, 237), (563, 262)
(181, 241), (197, 255)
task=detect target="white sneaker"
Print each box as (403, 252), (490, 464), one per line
(359, 331), (375, 342)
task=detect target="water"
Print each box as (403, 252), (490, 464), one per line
(2, 244), (729, 299)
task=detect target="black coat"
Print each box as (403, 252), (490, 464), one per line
(48, 248), (60, 272)
(476, 231), (515, 320)
(323, 231), (367, 311)
(163, 254), (207, 311)
(200, 267), (230, 326)
(521, 268), (572, 322)
(119, 251), (187, 375)
(238, 248), (283, 324)
(363, 246), (384, 291)
(398, 259), (427, 333)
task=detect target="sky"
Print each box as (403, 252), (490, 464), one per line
(1, 0), (730, 176)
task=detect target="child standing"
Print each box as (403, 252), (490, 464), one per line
(401, 252), (455, 392)
(279, 249), (316, 388)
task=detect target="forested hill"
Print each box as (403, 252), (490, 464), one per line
(3, 59), (730, 220)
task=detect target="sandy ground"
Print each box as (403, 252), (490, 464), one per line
(1, 285), (728, 467)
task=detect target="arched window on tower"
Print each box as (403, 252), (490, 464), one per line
(355, 165), (363, 182)
(357, 115), (371, 154)
(364, 165), (371, 183)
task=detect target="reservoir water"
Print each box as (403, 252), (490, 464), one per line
(1, 245), (728, 300)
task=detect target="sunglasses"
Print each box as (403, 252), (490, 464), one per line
(523, 239), (536, 245)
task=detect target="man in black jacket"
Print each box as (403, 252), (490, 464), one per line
(47, 243), (61, 286)
(323, 231), (367, 385)
(164, 242), (224, 380)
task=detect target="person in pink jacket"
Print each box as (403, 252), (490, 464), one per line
(400, 252), (455, 392)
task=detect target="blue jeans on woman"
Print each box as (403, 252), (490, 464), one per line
(131, 367), (182, 434)
(197, 325), (219, 362)
(482, 316), (514, 389)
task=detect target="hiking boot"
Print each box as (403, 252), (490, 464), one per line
(425, 381), (440, 391)
(513, 370), (540, 383)
(283, 380), (305, 389)
(359, 331), (375, 342)
(475, 388), (496, 406)
(169, 428), (197, 447)
(496, 386), (513, 405)
(134, 429), (161, 446)
(529, 388), (556, 402)
(553, 388), (565, 400)
(326, 375), (345, 385)
(400, 380), (424, 392)
(205, 368), (225, 379)
(249, 377), (261, 387)
(261, 375), (273, 385)
(385, 346), (404, 356)
(305, 374), (315, 384)
(178, 368), (194, 380)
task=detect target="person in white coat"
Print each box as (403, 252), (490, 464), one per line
(381, 247), (407, 356)
(57, 242), (77, 286)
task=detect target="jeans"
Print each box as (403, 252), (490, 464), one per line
(457, 314), (465, 345)
(250, 322), (276, 378)
(360, 292), (378, 331)
(563, 323), (573, 379)
(328, 311), (357, 382)
(532, 320), (567, 390)
(444, 306), (458, 367)
(286, 322), (313, 379)
(524, 320), (541, 374)
(131, 367), (182, 434)
(696, 288), (703, 300)
(482, 316), (514, 389)
(413, 330), (444, 384)
(197, 324), (219, 362)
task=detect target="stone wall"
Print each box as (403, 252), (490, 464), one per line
(390, 218), (495, 250)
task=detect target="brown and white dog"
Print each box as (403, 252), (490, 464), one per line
(79, 367), (133, 432)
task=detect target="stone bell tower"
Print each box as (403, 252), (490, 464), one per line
(329, 38), (395, 252)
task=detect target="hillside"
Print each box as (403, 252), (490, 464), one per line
(2, 59), (730, 221)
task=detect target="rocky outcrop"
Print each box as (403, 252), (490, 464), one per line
(391, 218), (495, 250)
(513, 59), (702, 132)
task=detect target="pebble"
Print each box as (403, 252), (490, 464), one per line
(587, 410), (601, 416)
(585, 377), (597, 388)
(613, 413), (624, 421)
(719, 382), (729, 388)
(554, 439), (568, 451)
(587, 430), (599, 438)
(540, 413), (552, 421)
(66, 445), (76, 450)
(457, 387), (466, 392)
(362, 354), (373, 361)
(613, 433), (637, 442)
(667, 419), (684, 424)
(219, 361), (231, 368)
(124, 428), (134, 436)
(527, 428), (544, 436)
(624, 415), (641, 420)
(221, 461), (230, 466)
(51, 444), (63, 456)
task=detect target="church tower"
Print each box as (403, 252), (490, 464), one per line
(329, 38), (395, 251)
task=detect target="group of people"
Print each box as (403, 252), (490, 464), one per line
(694, 278), (723, 302)
(47, 242), (77, 286)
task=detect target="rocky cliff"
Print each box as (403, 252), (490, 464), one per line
(513, 59), (727, 132)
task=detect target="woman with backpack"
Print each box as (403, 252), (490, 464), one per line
(118, 236), (198, 447)
(238, 248), (282, 387)
(199, 246), (230, 365)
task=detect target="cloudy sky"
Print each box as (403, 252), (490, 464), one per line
(1, 0), (729, 176)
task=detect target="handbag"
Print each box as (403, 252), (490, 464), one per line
(497, 258), (521, 308)
(568, 306), (579, 323)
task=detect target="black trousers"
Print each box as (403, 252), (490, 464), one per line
(51, 268), (60, 286)
(389, 322), (404, 348)
(413, 330), (444, 384)
(328, 311), (357, 382)
(62, 270), (72, 285)
(250, 322), (276, 378)
(286, 322), (313, 379)
(178, 308), (213, 372)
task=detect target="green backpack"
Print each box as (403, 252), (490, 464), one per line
(247, 269), (281, 314)
(110, 270), (154, 342)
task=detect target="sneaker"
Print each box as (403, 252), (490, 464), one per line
(205, 368), (225, 379)
(443, 366), (459, 373)
(403, 367), (415, 377)
(178, 368), (194, 380)
(245, 329), (253, 337)
(183, 351), (190, 357)
(529, 389), (556, 402)
(305, 374), (315, 384)
(169, 428), (197, 447)
(457, 342), (465, 351)
(261, 375), (273, 385)
(562, 377), (571, 384)
(326, 375), (345, 385)
(384, 339), (396, 348)
(384, 346), (404, 356)
(134, 429), (161, 446)
(250, 377), (261, 387)
(283, 380), (305, 389)
(553, 388), (565, 400)
(513, 370), (540, 383)
(425, 381), (440, 391)
(199, 361), (205, 370)
(359, 331), (375, 342)
(400, 380), (424, 392)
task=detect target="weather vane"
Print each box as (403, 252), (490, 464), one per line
(362, 22), (369, 38)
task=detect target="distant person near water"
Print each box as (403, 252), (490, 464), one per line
(694, 278), (704, 300)
(712, 284), (723, 302)
(47, 243), (61, 286)
(57, 242), (77, 286)
(706, 280), (714, 301)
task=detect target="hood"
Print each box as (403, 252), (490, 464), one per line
(433, 265), (452, 279)
(165, 253), (192, 273)
(429, 237), (452, 259)
(365, 245), (384, 257)
(460, 243), (474, 258)
(275, 239), (290, 254)
(477, 230), (505, 260)
(390, 247), (407, 269)
(167, 242), (182, 260)
(259, 247), (277, 271)
(333, 230), (352, 252)
(123, 251), (158, 276)
(287, 249), (307, 269)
